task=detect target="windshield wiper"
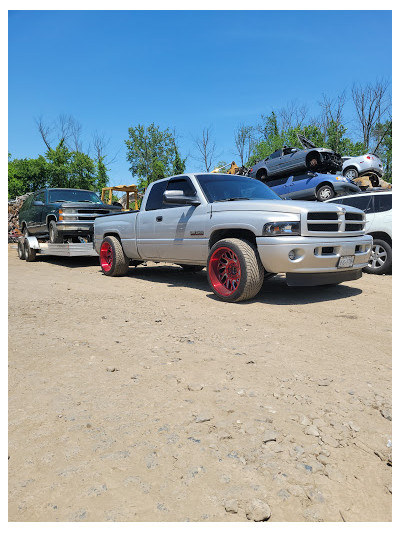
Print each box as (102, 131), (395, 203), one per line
(54, 199), (74, 203)
(214, 197), (250, 202)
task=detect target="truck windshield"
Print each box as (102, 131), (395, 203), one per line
(48, 189), (103, 204)
(195, 174), (282, 203)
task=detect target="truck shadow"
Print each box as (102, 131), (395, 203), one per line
(128, 265), (362, 305)
(34, 256), (100, 268)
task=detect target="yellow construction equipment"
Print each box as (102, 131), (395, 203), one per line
(211, 161), (241, 174)
(101, 184), (139, 211)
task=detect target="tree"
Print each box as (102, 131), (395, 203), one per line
(125, 123), (179, 189)
(194, 127), (217, 172)
(372, 120), (392, 182)
(234, 124), (254, 166)
(352, 80), (391, 150)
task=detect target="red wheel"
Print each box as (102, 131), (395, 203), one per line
(100, 241), (114, 272)
(207, 238), (264, 302)
(99, 236), (129, 276)
(208, 246), (242, 297)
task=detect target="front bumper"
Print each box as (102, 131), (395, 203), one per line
(256, 234), (372, 274)
(56, 221), (94, 234)
(332, 182), (361, 195)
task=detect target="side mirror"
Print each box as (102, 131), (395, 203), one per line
(33, 200), (44, 206)
(163, 190), (200, 206)
(291, 148), (297, 153)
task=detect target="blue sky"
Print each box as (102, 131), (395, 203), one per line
(8, 10), (392, 187)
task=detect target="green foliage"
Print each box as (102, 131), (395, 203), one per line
(172, 143), (187, 175)
(125, 123), (185, 189)
(8, 141), (109, 198)
(248, 112), (391, 180)
(372, 120), (392, 182)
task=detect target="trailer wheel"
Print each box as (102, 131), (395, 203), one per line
(207, 238), (264, 302)
(24, 239), (37, 262)
(18, 239), (26, 260)
(100, 236), (129, 276)
(49, 220), (63, 243)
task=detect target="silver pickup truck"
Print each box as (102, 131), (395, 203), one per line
(94, 173), (372, 302)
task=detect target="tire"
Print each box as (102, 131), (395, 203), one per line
(22, 224), (30, 238)
(99, 236), (129, 276)
(49, 220), (63, 243)
(307, 153), (320, 171)
(343, 167), (359, 180)
(363, 238), (392, 275)
(256, 169), (268, 182)
(179, 264), (204, 272)
(18, 239), (26, 260)
(24, 239), (37, 262)
(316, 185), (334, 201)
(207, 238), (264, 302)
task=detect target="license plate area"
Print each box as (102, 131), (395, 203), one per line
(337, 255), (355, 269)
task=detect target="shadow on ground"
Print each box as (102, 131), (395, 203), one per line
(128, 265), (362, 306)
(28, 257), (362, 305)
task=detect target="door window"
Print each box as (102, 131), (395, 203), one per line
(145, 181), (168, 211)
(339, 195), (374, 213)
(292, 174), (309, 182)
(268, 177), (289, 187)
(34, 191), (45, 203)
(374, 194), (392, 213)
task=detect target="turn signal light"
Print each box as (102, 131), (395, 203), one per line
(58, 209), (63, 221)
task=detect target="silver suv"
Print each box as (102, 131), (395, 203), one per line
(341, 153), (384, 183)
(326, 190), (392, 274)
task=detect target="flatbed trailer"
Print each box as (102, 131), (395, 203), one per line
(18, 236), (98, 262)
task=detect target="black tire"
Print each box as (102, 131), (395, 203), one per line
(256, 169), (268, 182)
(179, 264), (204, 272)
(18, 238), (26, 260)
(207, 238), (264, 302)
(22, 224), (30, 238)
(363, 238), (392, 275)
(49, 220), (63, 243)
(316, 184), (335, 201)
(343, 167), (359, 180)
(369, 173), (380, 187)
(24, 239), (37, 262)
(99, 236), (129, 276)
(307, 152), (320, 171)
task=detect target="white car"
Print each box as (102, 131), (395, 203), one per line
(341, 153), (384, 184)
(326, 190), (392, 274)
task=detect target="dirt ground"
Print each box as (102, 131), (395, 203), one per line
(8, 243), (392, 522)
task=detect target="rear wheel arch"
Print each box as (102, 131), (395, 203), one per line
(103, 232), (122, 243)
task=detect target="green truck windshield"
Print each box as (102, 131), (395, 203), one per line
(48, 189), (103, 204)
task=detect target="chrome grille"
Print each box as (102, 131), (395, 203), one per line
(305, 210), (365, 236)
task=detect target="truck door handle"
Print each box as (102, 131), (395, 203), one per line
(156, 216), (163, 222)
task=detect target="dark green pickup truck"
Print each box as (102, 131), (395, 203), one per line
(19, 188), (122, 243)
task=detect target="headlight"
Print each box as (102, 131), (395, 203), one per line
(59, 208), (78, 221)
(263, 221), (300, 236)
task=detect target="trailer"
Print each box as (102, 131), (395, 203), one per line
(17, 236), (98, 262)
